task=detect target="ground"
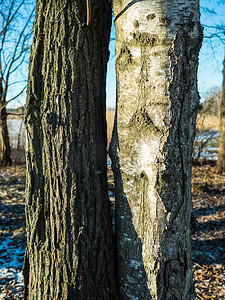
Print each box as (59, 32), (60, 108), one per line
(0, 162), (225, 299)
(192, 163), (225, 299)
(0, 165), (26, 299)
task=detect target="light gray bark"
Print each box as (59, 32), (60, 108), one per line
(110, 0), (202, 299)
(23, 0), (118, 299)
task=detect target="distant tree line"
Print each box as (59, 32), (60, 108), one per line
(200, 88), (221, 117)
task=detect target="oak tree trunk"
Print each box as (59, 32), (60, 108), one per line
(23, 1), (118, 299)
(110, 1), (202, 299)
(215, 59), (225, 173)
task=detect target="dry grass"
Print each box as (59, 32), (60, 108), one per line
(106, 108), (115, 146)
(107, 112), (220, 142)
(196, 114), (219, 131)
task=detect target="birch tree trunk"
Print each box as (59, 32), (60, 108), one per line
(215, 59), (225, 173)
(23, 1), (118, 299)
(110, 0), (202, 299)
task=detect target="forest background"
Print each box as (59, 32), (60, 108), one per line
(1, 0), (225, 299)
(5, 0), (225, 156)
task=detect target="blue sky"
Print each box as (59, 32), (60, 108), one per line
(106, 24), (116, 108)
(7, 0), (225, 109)
(2, 0), (35, 109)
(106, 0), (225, 108)
(198, 0), (225, 100)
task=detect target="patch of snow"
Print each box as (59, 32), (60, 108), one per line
(0, 236), (25, 269)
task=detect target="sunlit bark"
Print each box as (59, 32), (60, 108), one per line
(23, 1), (118, 299)
(110, 0), (202, 298)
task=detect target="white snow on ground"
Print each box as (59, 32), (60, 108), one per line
(0, 235), (25, 268)
(0, 229), (26, 298)
(0, 166), (26, 299)
(0, 234), (26, 298)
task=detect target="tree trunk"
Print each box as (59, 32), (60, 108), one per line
(0, 80), (12, 167)
(23, 1), (118, 299)
(110, 1), (202, 299)
(215, 59), (225, 173)
(0, 106), (12, 166)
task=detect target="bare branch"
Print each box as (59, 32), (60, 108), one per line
(0, 0), (14, 78)
(200, 6), (217, 16)
(203, 24), (225, 31)
(8, 51), (27, 76)
(8, 79), (27, 87)
(0, 0), (15, 48)
(6, 85), (26, 105)
(0, 84), (26, 111)
(204, 32), (225, 44)
(7, 111), (24, 117)
(1, 0), (25, 40)
(4, 7), (34, 82)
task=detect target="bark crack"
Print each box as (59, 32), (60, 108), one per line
(114, 0), (146, 23)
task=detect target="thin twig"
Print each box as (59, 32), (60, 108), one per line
(86, 0), (91, 26)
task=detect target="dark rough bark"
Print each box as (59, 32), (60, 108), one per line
(215, 59), (225, 174)
(110, 0), (202, 299)
(0, 80), (11, 167)
(23, 1), (118, 299)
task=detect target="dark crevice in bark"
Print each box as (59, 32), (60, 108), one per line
(158, 23), (202, 299)
(109, 117), (151, 299)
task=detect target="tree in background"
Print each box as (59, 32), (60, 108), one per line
(203, 88), (221, 117)
(215, 59), (225, 173)
(203, 21), (225, 172)
(0, 0), (34, 166)
(192, 88), (220, 164)
(23, 0), (118, 298)
(110, 0), (202, 298)
(200, 3), (225, 172)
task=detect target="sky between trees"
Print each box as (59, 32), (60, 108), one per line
(106, 0), (225, 108)
(5, 0), (225, 109)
